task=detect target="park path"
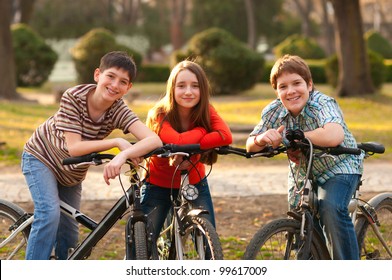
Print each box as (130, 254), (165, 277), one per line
(1, 161), (391, 203)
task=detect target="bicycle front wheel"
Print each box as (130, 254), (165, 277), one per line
(243, 218), (330, 260)
(176, 216), (223, 260)
(0, 199), (31, 260)
(134, 221), (149, 260)
(355, 197), (392, 260)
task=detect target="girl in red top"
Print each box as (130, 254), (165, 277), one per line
(141, 60), (232, 239)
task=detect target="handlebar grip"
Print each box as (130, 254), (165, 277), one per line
(63, 153), (98, 165)
(143, 144), (203, 159)
(328, 146), (362, 156)
(164, 143), (201, 153)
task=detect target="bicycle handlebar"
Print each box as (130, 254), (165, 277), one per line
(62, 153), (115, 165)
(63, 140), (384, 166)
(62, 144), (203, 166)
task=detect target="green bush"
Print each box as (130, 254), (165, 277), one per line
(308, 60), (327, 84)
(385, 60), (392, 82)
(70, 28), (142, 84)
(174, 28), (264, 95)
(261, 60), (327, 85)
(365, 30), (392, 59)
(325, 50), (386, 89)
(273, 34), (326, 59)
(11, 23), (58, 87)
(137, 64), (170, 83)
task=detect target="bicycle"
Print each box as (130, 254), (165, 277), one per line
(0, 151), (160, 260)
(151, 144), (224, 260)
(241, 130), (392, 260)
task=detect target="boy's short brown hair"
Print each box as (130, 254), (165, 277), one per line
(99, 51), (137, 82)
(270, 54), (313, 90)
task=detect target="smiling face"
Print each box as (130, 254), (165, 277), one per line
(173, 69), (201, 112)
(276, 72), (313, 117)
(94, 67), (132, 102)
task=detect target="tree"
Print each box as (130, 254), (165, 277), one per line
(244, 0), (256, 50)
(12, 0), (36, 24)
(293, 0), (314, 37)
(320, 0), (335, 55)
(0, 0), (18, 100)
(169, 0), (186, 50)
(329, 0), (375, 96)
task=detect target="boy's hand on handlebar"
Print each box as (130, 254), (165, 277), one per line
(103, 153), (143, 185)
(260, 126), (285, 148)
(103, 154), (126, 185)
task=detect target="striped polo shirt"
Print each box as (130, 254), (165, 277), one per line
(24, 84), (139, 186)
(250, 90), (364, 206)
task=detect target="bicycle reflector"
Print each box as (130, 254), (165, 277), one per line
(182, 184), (199, 201)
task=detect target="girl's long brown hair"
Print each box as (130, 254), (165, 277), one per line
(147, 60), (212, 134)
(146, 60), (218, 165)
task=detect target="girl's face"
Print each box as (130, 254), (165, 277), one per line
(276, 72), (312, 117)
(94, 67), (132, 102)
(174, 69), (200, 112)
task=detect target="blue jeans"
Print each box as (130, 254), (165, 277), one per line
(317, 174), (361, 260)
(21, 151), (81, 260)
(141, 177), (216, 239)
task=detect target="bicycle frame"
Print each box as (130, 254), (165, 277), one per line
(0, 188), (132, 260)
(67, 186), (134, 259)
(285, 138), (392, 259)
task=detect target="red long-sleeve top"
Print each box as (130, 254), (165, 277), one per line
(147, 105), (233, 188)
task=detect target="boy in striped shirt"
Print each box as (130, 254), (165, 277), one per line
(22, 51), (162, 259)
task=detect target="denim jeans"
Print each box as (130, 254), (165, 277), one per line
(21, 151), (81, 260)
(141, 177), (216, 239)
(317, 174), (361, 260)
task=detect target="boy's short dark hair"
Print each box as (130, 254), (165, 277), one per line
(270, 54), (313, 90)
(99, 51), (137, 82)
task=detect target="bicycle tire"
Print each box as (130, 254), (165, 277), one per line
(175, 216), (223, 260)
(355, 197), (392, 260)
(243, 218), (330, 260)
(133, 221), (149, 260)
(0, 199), (31, 260)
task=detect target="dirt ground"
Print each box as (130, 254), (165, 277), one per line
(15, 192), (379, 260)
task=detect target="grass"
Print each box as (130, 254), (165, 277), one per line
(1, 83), (392, 166)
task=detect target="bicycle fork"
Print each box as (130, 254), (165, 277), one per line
(1, 213), (33, 259)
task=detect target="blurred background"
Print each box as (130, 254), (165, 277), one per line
(1, 0), (392, 165)
(1, 0), (392, 99)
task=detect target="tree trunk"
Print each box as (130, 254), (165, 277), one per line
(170, 0), (186, 51)
(320, 0), (335, 55)
(0, 0), (18, 100)
(20, 0), (36, 23)
(330, 0), (375, 97)
(293, 0), (313, 37)
(244, 0), (256, 50)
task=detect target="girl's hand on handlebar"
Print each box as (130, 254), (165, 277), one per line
(169, 155), (191, 170)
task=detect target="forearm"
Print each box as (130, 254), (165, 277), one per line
(67, 138), (124, 156)
(119, 135), (162, 159)
(304, 123), (344, 147)
(200, 130), (232, 149)
(246, 134), (268, 152)
(159, 126), (206, 144)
